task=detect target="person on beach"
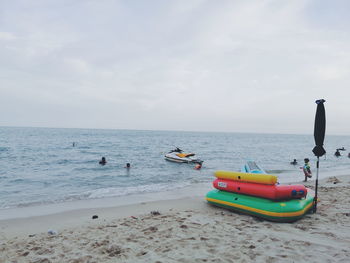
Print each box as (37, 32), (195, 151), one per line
(125, 163), (131, 169)
(290, 159), (298, 165)
(301, 158), (312, 182)
(99, 157), (107, 165)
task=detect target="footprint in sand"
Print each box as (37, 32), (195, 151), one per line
(207, 248), (217, 253)
(91, 239), (110, 248)
(136, 251), (148, 256)
(102, 245), (124, 257)
(69, 255), (94, 263)
(142, 226), (158, 234)
(32, 257), (52, 263)
(21, 251), (30, 257)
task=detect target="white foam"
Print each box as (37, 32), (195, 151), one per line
(64, 182), (192, 201)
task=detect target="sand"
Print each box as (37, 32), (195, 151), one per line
(0, 175), (349, 263)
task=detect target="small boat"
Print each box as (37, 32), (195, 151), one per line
(206, 189), (314, 222)
(164, 148), (203, 164)
(213, 178), (307, 200)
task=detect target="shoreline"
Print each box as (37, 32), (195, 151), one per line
(0, 181), (212, 239)
(1, 167), (347, 220)
(0, 173), (348, 234)
(0, 182), (212, 221)
(1, 173), (349, 262)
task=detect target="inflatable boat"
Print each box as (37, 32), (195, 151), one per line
(241, 161), (266, 173)
(215, 171), (277, 185)
(164, 148), (203, 164)
(206, 189), (314, 222)
(213, 178), (307, 200)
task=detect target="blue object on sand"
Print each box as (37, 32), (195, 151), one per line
(241, 161), (266, 174)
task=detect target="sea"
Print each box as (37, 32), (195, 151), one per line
(0, 126), (349, 212)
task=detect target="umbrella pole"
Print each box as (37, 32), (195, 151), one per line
(313, 156), (320, 213)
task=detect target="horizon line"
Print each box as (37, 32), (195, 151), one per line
(0, 125), (348, 137)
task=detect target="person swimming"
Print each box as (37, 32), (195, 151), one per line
(194, 163), (202, 170)
(335, 150), (341, 157)
(125, 163), (131, 168)
(290, 159), (298, 165)
(99, 157), (107, 165)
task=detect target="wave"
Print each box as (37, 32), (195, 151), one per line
(68, 182), (191, 200)
(0, 181), (191, 209)
(0, 147), (10, 152)
(266, 169), (290, 174)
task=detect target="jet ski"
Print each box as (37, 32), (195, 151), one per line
(164, 148), (203, 164)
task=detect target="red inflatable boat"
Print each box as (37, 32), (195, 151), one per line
(213, 178), (307, 200)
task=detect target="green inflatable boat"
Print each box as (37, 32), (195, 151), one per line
(206, 189), (314, 222)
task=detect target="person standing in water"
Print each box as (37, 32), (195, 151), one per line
(301, 158), (312, 182)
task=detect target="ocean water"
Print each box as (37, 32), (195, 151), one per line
(0, 126), (349, 210)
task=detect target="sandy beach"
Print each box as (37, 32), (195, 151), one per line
(1, 175), (349, 263)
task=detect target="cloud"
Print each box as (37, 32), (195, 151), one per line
(0, 31), (17, 40)
(63, 58), (91, 74)
(315, 66), (350, 81)
(0, 0), (349, 134)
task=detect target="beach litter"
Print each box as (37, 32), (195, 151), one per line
(327, 176), (341, 184)
(150, 210), (161, 216)
(47, 229), (57, 235)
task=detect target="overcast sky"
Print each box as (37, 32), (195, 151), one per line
(0, 0), (349, 135)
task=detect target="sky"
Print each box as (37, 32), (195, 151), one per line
(0, 0), (349, 135)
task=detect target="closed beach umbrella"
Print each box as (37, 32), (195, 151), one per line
(312, 99), (326, 213)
